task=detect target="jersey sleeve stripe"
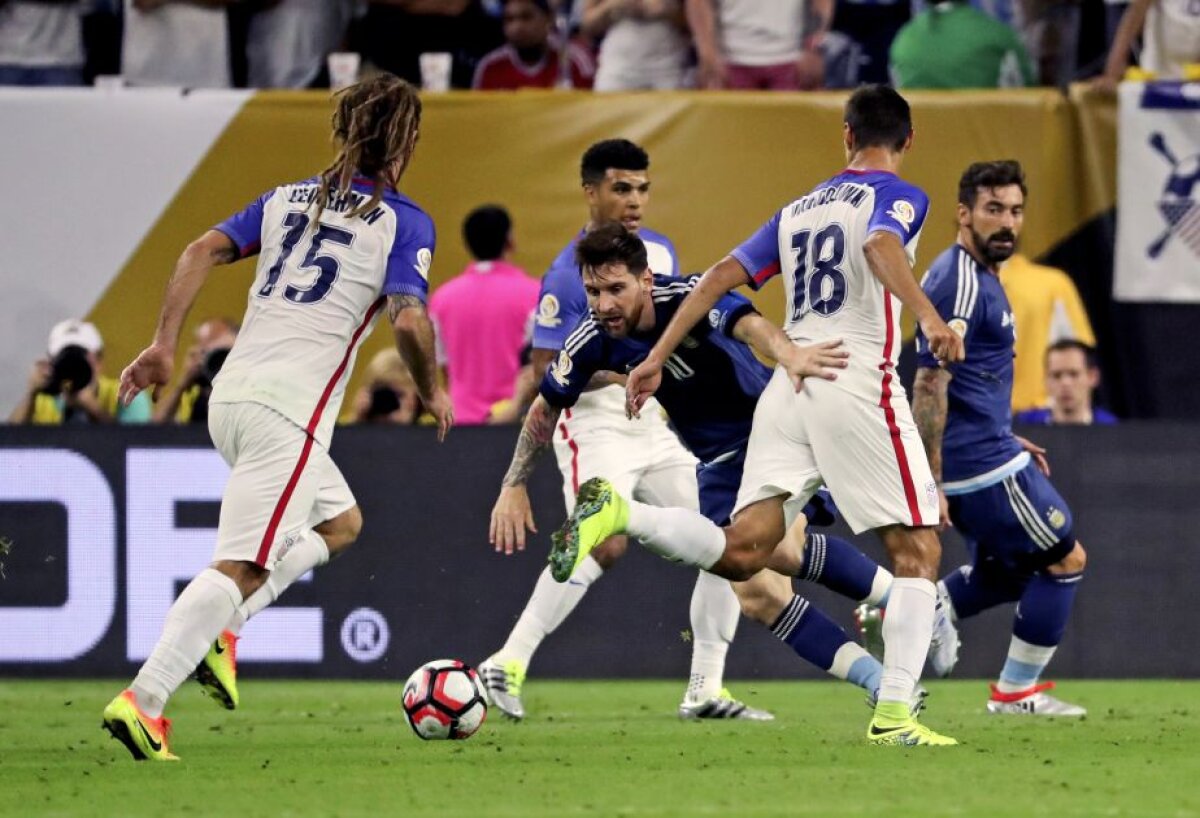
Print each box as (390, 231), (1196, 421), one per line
(563, 322), (598, 355)
(954, 252), (978, 319)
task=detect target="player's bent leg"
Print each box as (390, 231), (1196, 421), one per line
(315, 504), (363, 558)
(709, 497), (789, 581)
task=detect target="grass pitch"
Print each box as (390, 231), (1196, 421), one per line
(1, 679), (1195, 817)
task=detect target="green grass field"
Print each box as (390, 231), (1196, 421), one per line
(1, 679), (1196, 818)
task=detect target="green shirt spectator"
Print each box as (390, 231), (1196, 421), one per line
(890, 0), (1037, 88)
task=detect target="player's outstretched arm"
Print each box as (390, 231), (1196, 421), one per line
(627, 256), (746, 416)
(731, 312), (849, 389)
(912, 365), (952, 528)
(390, 294), (454, 440)
(119, 230), (238, 406)
(863, 231), (964, 365)
(490, 395), (563, 554)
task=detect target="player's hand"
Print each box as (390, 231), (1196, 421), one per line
(919, 315), (965, 366)
(490, 485), (536, 555)
(119, 343), (174, 406)
(777, 339), (849, 390)
(1089, 74), (1119, 94)
(426, 388), (454, 442)
(1014, 434), (1050, 476)
(625, 357), (664, 419)
(937, 488), (952, 532)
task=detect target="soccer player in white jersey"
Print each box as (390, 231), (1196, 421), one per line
(552, 86), (966, 746)
(102, 75), (452, 761)
(480, 140), (770, 722)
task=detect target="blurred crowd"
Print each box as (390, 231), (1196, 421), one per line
(0, 0), (1195, 93)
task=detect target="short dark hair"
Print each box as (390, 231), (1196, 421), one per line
(574, 221), (648, 276)
(580, 139), (649, 186)
(844, 85), (912, 152)
(958, 160), (1027, 208)
(503, 0), (551, 11)
(462, 204), (511, 261)
(1046, 338), (1097, 368)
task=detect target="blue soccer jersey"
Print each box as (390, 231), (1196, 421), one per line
(538, 275), (767, 463)
(531, 226), (679, 353)
(915, 245), (1025, 489)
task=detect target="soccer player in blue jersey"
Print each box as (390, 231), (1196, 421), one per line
(481, 140), (770, 721)
(492, 221), (920, 712)
(910, 160), (1087, 716)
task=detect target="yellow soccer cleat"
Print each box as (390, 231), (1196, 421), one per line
(548, 478), (629, 582)
(195, 629), (239, 710)
(866, 717), (959, 747)
(102, 690), (179, 761)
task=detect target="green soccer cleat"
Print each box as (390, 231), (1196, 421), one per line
(549, 478), (629, 582)
(102, 690), (179, 761)
(866, 717), (959, 747)
(195, 629), (239, 710)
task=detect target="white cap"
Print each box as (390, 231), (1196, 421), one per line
(47, 319), (103, 356)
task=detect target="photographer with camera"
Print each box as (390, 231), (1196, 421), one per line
(152, 317), (239, 424)
(9, 319), (152, 425)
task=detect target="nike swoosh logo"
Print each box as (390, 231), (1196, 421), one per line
(135, 718), (163, 753)
(214, 641), (225, 655)
(869, 724), (904, 737)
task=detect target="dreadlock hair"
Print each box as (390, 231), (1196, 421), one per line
(313, 73), (423, 226)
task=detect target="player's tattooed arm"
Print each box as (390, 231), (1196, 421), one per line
(912, 366), (951, 481)
(390, 294), (454, 440)
(501, 396), (562, 487)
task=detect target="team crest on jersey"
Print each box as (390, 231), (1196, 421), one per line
(948, 318), (969, 338)
(550, 349), (573, 386)
(414, 248), (432, 281)
(708, 309), (723, 329)
(536, 294), (562, 328)
(887, 200), (916, 230)
(1047, 507), (1067, 530)
(925, 480), (939, 509)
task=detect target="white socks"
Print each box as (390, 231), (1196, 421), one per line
(496, 557), (604, 667)
(626, 501), (726, 570)
(131, 568), (242, 717)
(227, 529), (330, 635)
(876, 577), (936, 705)
(685, 571), (739, 701)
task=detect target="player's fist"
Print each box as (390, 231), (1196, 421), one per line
(119, 343), (174, 406)
(625, 357), (663, 419)
(920, 316), (965, 366)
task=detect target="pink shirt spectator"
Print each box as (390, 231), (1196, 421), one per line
(430, 260), (540, 425)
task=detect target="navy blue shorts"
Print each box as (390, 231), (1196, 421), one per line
(948, 461), (1075, 574)
(697, 448), (837, 528)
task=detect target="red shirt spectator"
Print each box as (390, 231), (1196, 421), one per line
(472, 0), (595, 89)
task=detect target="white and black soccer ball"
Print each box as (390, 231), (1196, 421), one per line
(401, 659), (488, 740)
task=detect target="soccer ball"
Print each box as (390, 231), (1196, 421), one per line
(401, 659), (488, 740)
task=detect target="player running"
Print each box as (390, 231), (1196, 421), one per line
(552, 85), (964, 746)
(905, 160), (1087, 716)
(103, 75), (452, 761)
(492, 222), (917, 714)
(479, 140), (766, 721)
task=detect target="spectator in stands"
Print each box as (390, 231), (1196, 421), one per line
(429, 205), (540, 424)
(1000, 252), (1095, 412)
(473, 0), (594, 88)
(1012, 0), (1082, 87)
(581, 0), (691, 90)
(9, 320), (151, 425)
(685, 0), (830, 91)
(349, 347), (422, 425)
(890, 0), (1037, 88)
(0, 1), (86, 86)
(1014, 340), (1118, 425)
(1092, 0), (1200, 89)
(152, 317), (239, 424)
(825, 0), (910, 86)
(245, 0), (364, 89)
(356, 0), (502, 89)
(122, 0), (238, 88)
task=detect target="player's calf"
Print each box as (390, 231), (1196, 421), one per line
(315, 504), (363, 558)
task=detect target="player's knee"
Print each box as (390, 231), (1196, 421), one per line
(212, 559), (269, 599)
(1048, 541), (1086, 574)
(317, 505), (363, 558)
(886, 527), (942, 580)
(591, 535), (627, 569)
(719, 547), (769, 582)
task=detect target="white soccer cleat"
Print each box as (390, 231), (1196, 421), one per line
(986, 682), (1087, 716)
(928, 583), (960, 678)
(679, 688), (774, 721)
(477, 656), (526, 721)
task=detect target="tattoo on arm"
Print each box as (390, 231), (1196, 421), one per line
(387, 293), (424, 323)
(210, 244), (238, 265)
(501, 397), (561, 487)
(389, 294), (440, 400)
(912, 367), (951, 481)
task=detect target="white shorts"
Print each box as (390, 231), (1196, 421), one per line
(208, 401), (356, 569)
(553, 406), (699, 513)
(734, 366), (938, 534)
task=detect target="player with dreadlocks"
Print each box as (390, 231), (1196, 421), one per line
(104, 74), (451, 761)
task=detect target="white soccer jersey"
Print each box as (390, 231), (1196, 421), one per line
(211, 178), (435, 448)
(731, 169), (930, 375)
